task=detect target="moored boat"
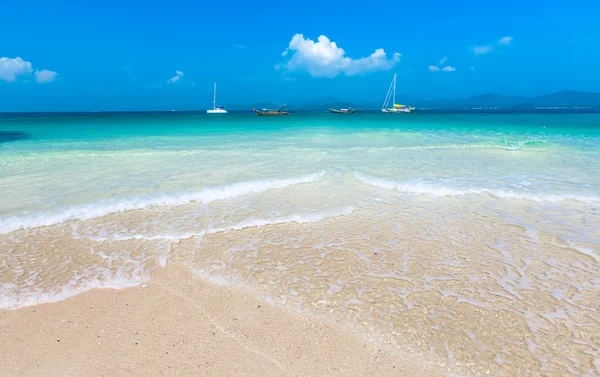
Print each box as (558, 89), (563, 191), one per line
(252, 105), (290, 116)
(206, 83), (227, 114)
(381, 74), (415, 113)
(329, 108), (356, 114)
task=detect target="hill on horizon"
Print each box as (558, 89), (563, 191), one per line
(227, 90), (600, 110)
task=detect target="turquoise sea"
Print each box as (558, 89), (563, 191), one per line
(1, 111), (599, 376)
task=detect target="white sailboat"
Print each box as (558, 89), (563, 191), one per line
(206, 83), (227, 114)
(381, 74), (415, 113)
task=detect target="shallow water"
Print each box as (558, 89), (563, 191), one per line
(1, 111), (599, 376)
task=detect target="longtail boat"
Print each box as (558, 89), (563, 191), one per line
(329, 108), (356, 114)
(252, 105), (290, 116)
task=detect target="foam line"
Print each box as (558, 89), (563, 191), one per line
(0, 171), (325, 234)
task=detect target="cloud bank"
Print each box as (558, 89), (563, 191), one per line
(279, 34), (400, 78)
(0, 56), (58, 84)
(0, 57), (57, 83)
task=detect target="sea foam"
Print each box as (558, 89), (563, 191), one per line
(354, 172), (599, 203)
(0, 171), (325, 234)
(83, 206), (356, 243)
(0, 206), (353, 310)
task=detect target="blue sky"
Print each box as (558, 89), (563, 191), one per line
(1, 0), (600, 111)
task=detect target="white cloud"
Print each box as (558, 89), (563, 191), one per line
(34, 69), (57, 83)
(429, 58), (455, 72)
(167, 70), (184, 84)
(472, 36), (513, 55)
(0, 57), (57, 84)
(472, 45), (493, 55)
(232, 44), (247, 49)
(0, 57), (33, 82)
(279, 34), (400, 78)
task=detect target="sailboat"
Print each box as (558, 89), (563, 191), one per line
(381, 74), (415, 113)
(206, 83), (227, 114)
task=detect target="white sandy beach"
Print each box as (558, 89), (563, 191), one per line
(0, 263), (443, 377)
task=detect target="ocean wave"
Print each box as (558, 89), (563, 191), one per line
(0, 171), (325, 234)
(330, 142), (556, 153)
(0, 206), (354, 310)
(204, 206), (355, 236)
(84, 206), (356, 242)
(0, 274), (148, 310)
(496, 138), (550, 150)
(354, 172), (599, 203)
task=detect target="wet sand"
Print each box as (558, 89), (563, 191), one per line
(0, 263), (443, 377)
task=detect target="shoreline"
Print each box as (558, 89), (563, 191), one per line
(2, 112), (598, 376)
(0, 263), (443, 377)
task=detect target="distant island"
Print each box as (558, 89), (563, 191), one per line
(413, 90), (600, 110)
(233, 90), (600, 111)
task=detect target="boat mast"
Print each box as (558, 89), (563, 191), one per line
(382, 75), (394, 109)
(392, 74), (396, 106)
(213, 83), (216, 109)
